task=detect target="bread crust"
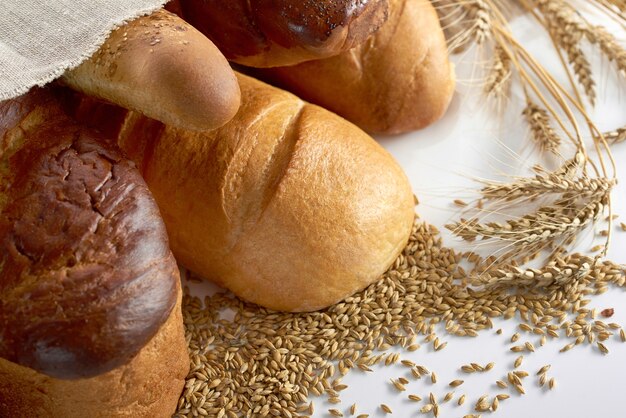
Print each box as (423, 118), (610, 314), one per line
(259, 0), (456, 134)
(174, 0), (389, 67)
(62, 9), (241, 131)
(67, 74), (416, 312)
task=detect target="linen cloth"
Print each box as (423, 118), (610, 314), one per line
(0, 0), (167, 99)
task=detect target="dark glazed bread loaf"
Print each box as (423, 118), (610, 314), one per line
(0, 89), (188, 417)
(173, 0), (389, 67)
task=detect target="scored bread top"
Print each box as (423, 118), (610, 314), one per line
(0, 90), (179, 379)
(174, 0), (389, 67)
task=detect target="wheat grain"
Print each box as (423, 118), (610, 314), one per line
(492, 396), (500, 411)
(420, 404), (434, 413)
(537, 365), (551, 375)
(175, 213), (626, 417)
(450, 379), (464, 387)
(475, 395), (491, 412)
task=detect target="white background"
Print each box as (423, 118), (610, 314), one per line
(190, 6), (626, 418)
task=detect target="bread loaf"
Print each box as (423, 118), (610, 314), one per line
(0, 90), (188, 417)
(172, 0), (389, 67)
(67, 73), (416, 312)
(62, 9), (240, 131)
(258, 0), (455, 134)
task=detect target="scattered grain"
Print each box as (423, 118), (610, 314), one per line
(420, 404), (434, 413)
(537, 365), (551, 375)
(549, 378), (556, 390)
(450, 379), (464, 388)
(496, 380), (508, 389)
(454, 199), (468, 207)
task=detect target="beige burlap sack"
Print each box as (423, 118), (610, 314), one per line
(0, 0), (167, 100)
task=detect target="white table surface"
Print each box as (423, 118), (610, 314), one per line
(190, 7), (626, 418)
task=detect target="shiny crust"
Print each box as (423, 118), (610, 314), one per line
(174, 0), (389, 67)
(258, 0), (456, 134)
(65, 74), (416, 312)
(0, 90), (178, 379)
(0, 284), (188, 417)
(62, 9), (241, 131)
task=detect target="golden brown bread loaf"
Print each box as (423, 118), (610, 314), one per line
(68, 73), (416, 312)
(0, 90), (188, 416)
(171, 0), (389, 67)
(258, 0), (455, 134)
(62, 9), (240, 131)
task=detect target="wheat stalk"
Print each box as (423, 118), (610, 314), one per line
(471, 253), (593, 288)
(447, 152), (615, 264)
(447, 191), (610, 261)
(532, 0), (596, 104)
(433, 0), (622, 268)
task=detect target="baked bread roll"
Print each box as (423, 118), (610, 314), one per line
(67, 73), (415, 312)
(171, 0), (389, 67)
(62, 9), (240, 131)
(0, 90), (188, 417)
(258, 0), (455, 134)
